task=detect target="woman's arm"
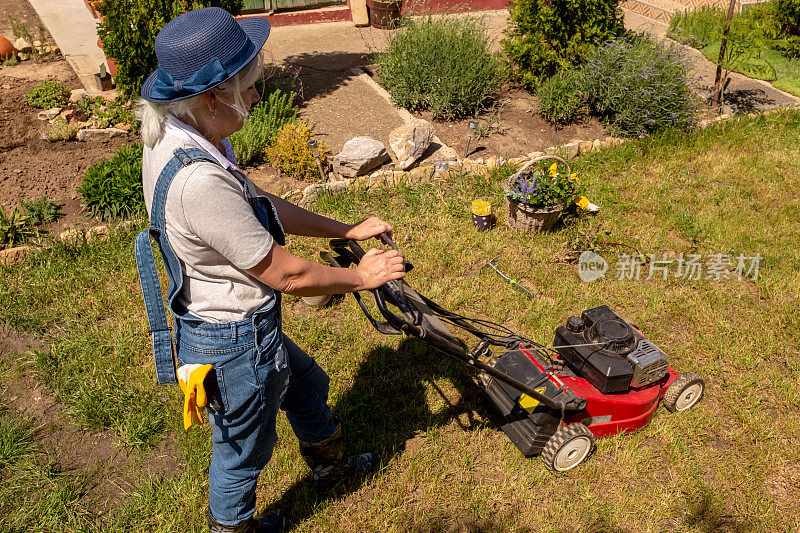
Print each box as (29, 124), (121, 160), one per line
(255, 186), (391, 241)
(246, 242), (405, 297)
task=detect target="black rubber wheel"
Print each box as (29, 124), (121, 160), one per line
(663, 372), (705, 413)
(541, 423), (596, 473)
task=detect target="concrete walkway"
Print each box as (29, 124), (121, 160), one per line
(27, 0), (109, 96)
(28, 0), (798, 113)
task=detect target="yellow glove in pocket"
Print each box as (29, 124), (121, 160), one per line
(177, 363), (213, 431)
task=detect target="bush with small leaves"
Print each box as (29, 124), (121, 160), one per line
(229, 86), (298, 167)
(375, 15), (503, 119)
(580, 35), (697, 136)
(537, 69), (587, 125)
(264, 121), (329, 181)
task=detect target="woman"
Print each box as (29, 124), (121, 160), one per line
(135, 7), (404, 532)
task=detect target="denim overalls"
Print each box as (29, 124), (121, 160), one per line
(136, 147), (337, 526)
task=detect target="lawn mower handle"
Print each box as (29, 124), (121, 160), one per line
(325, 236), (587, 413)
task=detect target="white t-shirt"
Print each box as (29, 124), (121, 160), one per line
(142, 115), (275, 323)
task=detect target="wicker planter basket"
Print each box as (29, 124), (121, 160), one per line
(505, 155), (570, 233)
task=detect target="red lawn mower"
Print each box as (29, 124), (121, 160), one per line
(322, 237), (705, 472)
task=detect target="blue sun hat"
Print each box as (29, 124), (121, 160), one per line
(141, 7), (270, 102)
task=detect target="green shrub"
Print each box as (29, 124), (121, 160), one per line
(24, 81), (71, 109)
(502, 0), (624, 89)
(21, 196), (63, 226)
(229, 86), (298, 167)
(668, 6), (725, 48)
(580, 35), (696, 136)
(78, 144), (145, 221)
(777, 0), (800, 35)
(265, 121), (329, 180)
(97, 1), (243, 100)
(537, 69), (586, 124)
(374, 15), (503, 119)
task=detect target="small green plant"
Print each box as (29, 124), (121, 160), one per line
(41, 116), (82, 142)
(374, 15), (503, 119)
(0, 205), (36, 249)
(8, 16), (50, 58)
(265, 121), (329, 180)
(504, 160), (584, 209)
(537, 69), (586, 124)
(78, 144), (145, 221)
(24, 81), (71, 109)
(580, 35), (697, 136)
(21, 196), (63, 226)
(502, 0), (624, 89)
(229, 86), (298, 167)
(97, 0), (243, 99)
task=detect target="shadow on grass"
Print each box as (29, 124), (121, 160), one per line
(275, 337), (494, 528)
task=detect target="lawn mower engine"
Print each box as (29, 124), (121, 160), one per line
(482, 305), (704, 471)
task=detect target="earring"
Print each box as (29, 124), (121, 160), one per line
(210, 109), (216, 119)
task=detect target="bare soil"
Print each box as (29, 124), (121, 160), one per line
(415, 86), (607, 159)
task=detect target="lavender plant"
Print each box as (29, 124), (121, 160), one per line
(580, 35), (697, 136)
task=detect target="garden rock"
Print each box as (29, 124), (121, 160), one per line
(388, 118), (434, 170)
(561, 142), (580, 159)
(0, 245), (32, 266)
(69, 89), (89, 104)
(13, 37), (32, 53)
(77, 127), (127, 142)
(333, 137), (390, 178)
(38, 107), (62, 121)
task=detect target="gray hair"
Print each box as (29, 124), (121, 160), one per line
(137, 49), (269, 148)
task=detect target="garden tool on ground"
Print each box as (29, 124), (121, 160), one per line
(481, 256), (535, 299)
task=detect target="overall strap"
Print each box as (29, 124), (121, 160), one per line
(135, 148), (218, 384)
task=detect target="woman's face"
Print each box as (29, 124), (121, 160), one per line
(207, 84), (260, 140)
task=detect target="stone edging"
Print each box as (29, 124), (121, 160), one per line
(0, 220), (141, 266)
(297, 135), (630, 206)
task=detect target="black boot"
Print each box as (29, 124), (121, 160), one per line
(299, 421), (377, 482)
(207, 509), (287, 533)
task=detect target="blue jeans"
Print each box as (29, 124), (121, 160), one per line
(175, 298), (337, 526)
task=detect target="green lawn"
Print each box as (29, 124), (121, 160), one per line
(1, 110), (800, 531)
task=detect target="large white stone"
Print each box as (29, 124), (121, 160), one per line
(38, 107), (62, 121)
(333, 137), (390, 178)
(77, 127), (127, 141)
(13, 37), (32, 53)
(388, 118), (434, 170)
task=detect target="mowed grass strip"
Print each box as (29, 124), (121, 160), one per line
(0, 110), (798, 531)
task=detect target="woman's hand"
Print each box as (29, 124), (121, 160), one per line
(356, 248), (405, 290)
(345, 217), (393, 242)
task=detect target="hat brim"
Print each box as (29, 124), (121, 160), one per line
(141, 16), (271, 103)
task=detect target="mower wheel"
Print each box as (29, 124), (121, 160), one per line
(541, 423), (595, 473)
(663, 372), (705, 413)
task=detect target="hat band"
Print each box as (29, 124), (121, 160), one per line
(150, 38), (256, 101)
